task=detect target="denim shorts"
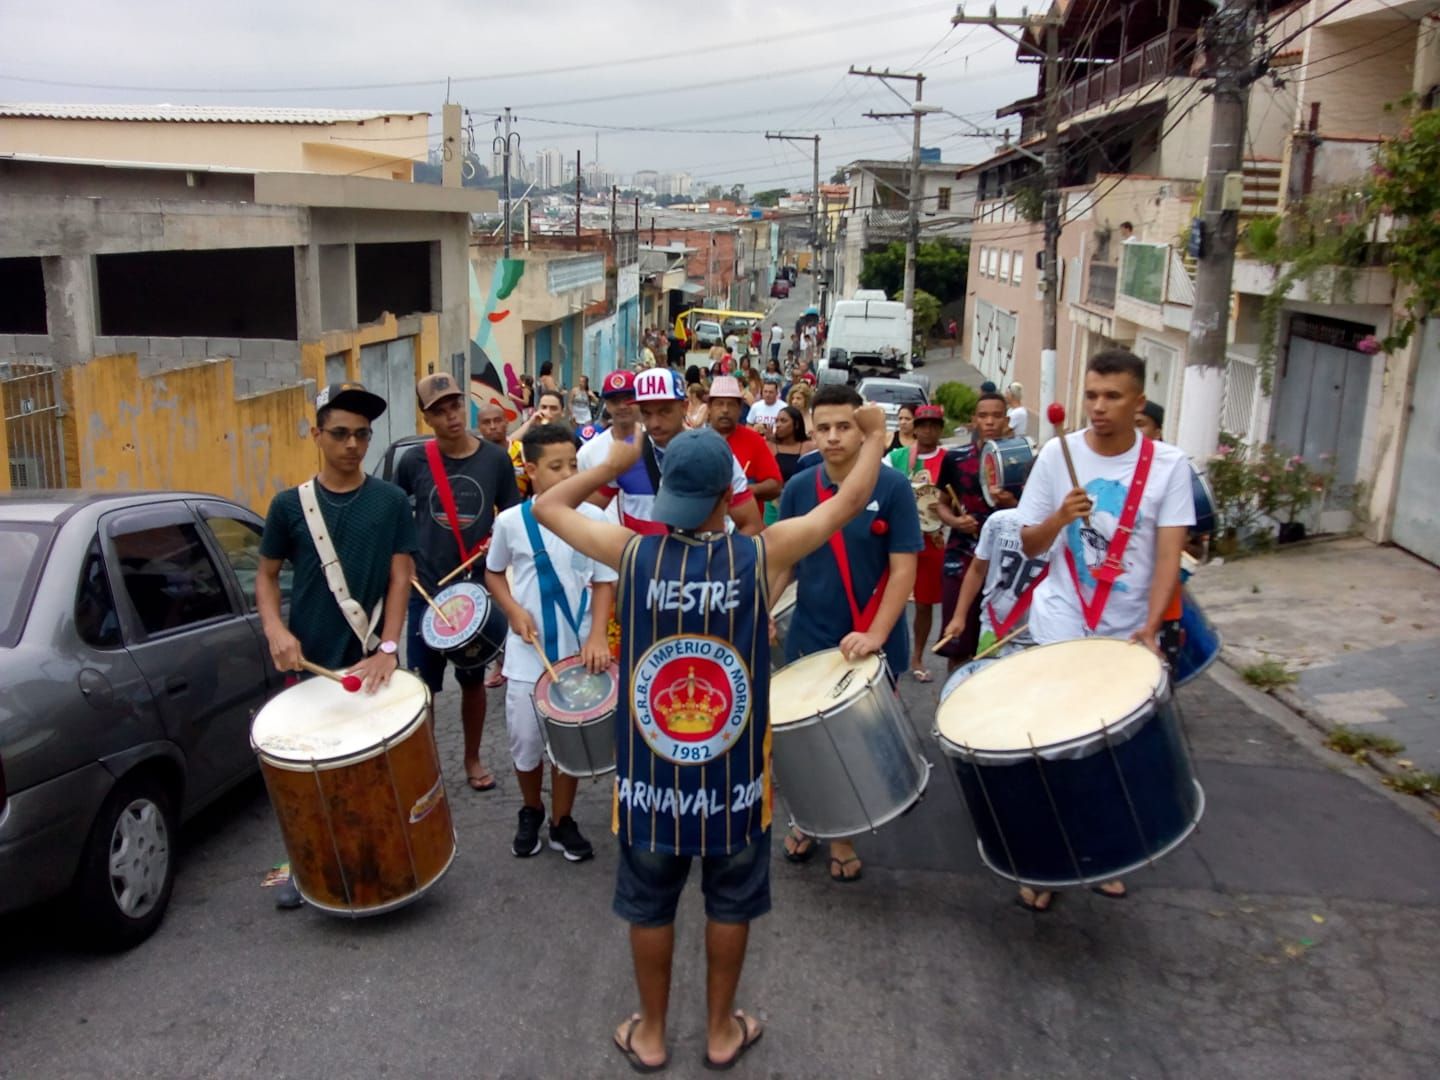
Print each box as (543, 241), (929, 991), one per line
(404, 597), (488, 693)
(613, 830), (772, 928)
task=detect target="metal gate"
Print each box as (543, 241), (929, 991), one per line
(1392, 318), (1440, 564)
(2, 360), (67, 489)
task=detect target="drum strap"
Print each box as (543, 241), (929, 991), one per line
(640, 434), (663, 493)
(815, 468), (889, 633)
(297, 480), (382, 652)
(987, 565), (1049, 639)
(1062, 436), (1155, 631)
(520, 499), (588, 663)
(425, 439), (485, 565)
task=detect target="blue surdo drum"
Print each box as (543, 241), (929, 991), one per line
(980, 437), (1036, 508)
(1172, 586), (1221, 687)
(1189, 461), (1217, 537)
(934, 639), (1203, 888)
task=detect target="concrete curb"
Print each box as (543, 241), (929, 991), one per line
(1216, 644), (1440, 815)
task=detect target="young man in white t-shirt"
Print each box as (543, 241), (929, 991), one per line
(1013, 347), (1194, 910)
(747, 376), (785, 432)
(942, 508), (1049, 657)
(485, 423), (618, 862)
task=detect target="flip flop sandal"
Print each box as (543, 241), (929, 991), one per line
(703, 1012), (764, 1071)
(783, 830), (818, 864)
(828, 856), (863, 884)
(911, 668), (934, 683)
(614, 1015), (668, 1074)
(1091, 884), (1128, 900)
(467, 769), (497, 792)
(1015, 889), (1058, 914)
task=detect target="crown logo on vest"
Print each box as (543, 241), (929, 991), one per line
(652, 665), (725, 734)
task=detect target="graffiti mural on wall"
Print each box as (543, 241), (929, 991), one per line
(468, 257), (526, 422)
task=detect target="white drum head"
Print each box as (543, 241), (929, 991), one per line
(936, 639), (1164, 752)
(770, 649), (883, 727)
(771, 580), (797, 617)
(252, 668), (429, 763)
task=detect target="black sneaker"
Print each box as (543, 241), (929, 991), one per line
(512, 806), (544, 857)
(547, 815), (595, 863)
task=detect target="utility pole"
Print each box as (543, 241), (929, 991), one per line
(765, 131), (821, 307)
(574, 150), (581, 238)
(952, 8), (1064, 439)
(1177, 0), (1258, 466)
(493, 107), (519, 258)
(850, 66), (934, 348)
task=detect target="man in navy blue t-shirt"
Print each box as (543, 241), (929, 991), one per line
(774, 382), (921, 882)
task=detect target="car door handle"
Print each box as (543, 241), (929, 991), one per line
(166, 675), (189, 696)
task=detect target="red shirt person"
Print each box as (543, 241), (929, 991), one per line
(706, 375), (783, 508)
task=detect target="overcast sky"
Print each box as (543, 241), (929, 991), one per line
(0, 0), (1041, 188)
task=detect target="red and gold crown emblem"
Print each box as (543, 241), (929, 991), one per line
(652, 664), (726, 735)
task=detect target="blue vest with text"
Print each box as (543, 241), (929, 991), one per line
(614, 531), (771, 856)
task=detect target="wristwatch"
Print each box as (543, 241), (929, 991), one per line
(378, 640), (399, 656)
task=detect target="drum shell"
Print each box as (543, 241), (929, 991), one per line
(1174, 587), (1221, 687)
(423, 583), (508, 670)
(770, 584), (797, 672)
(980, 438), (1035, 508)
(1189, 463), (1217, 537)
(772, 660), (930, 839)
(937, 690), (1202, 887)
(256, 705), (455, 916)
(541, 711), (617, 778)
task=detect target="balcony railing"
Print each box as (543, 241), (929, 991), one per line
(1086, 261), (1117, 308)
(864, 208), (910, 241)
(1056, 30), (1197, 122)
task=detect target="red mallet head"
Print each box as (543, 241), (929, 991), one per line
(341, 674), (363, 693)
(1047, 402), (1067, 427)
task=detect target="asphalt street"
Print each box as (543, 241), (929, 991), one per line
(4, 634), (1439, 1078)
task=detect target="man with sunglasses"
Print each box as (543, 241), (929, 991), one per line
(257, 382), (419, 909)
(395, 373), (521, 792)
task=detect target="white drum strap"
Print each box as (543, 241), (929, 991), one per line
(298, 480), (382, 652)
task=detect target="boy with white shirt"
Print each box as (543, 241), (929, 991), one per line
(942, 508), (1049, 657)
(1013, 347), (1193, 912)
(485, 424), (618, 861)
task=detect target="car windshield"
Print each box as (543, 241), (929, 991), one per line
(0, 523), (53, 647)
(861, 383), (926, 405)
(695, 322), (722, 338)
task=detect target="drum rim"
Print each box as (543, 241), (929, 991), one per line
(254, 689), (433, 770)
(420, 581), (496, 647)
(934, 641), (1171, 758)
(769, 649), (885, 728)
(535, 656), (619, 724)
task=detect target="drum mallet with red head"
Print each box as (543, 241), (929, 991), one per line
(1047, 403), (1091, 528)
(299, 658), (363, 693)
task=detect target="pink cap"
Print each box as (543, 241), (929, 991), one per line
(707, 375), (744, 400)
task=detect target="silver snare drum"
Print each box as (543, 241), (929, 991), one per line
(770, 650), (931, 838)
(769, 581), (797, 672)
(534, 655), (618, 778)
(419, 581), (507, 671)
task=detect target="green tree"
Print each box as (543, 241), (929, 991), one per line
(903, 288), (943, 340)
(859, 238), (969, 302)
(705, 184), (724, 201)
(753, 188), (790, 207)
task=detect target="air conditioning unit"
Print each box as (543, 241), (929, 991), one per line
(9, 457), (43, 488)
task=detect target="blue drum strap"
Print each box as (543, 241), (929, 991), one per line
(519, 500), (588, 662)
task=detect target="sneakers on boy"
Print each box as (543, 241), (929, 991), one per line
(547, 815), (595, 863)
(512, 805), (545, 857)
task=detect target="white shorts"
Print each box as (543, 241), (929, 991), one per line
(504, 679), (548, 772)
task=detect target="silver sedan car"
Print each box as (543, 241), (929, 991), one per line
(0, 491), (288, 949)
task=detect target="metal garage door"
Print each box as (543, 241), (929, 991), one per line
(1392, 319), (1440, 565)
(359, 337), (418, 474)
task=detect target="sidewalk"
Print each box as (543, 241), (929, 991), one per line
(1189, 536), (1440, 779)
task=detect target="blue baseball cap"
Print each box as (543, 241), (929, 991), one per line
(651, 428), (734, 529)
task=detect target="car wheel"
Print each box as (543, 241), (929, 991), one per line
(73, 774), (177, 951)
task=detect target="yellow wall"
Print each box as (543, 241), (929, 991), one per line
(64, 354), (317, 514)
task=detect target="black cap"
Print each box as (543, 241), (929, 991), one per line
(980, 380), (997, 394)
(1141, 400), (1165, 428)
(316, 382), (387, 421)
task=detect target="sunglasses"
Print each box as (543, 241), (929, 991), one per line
(322, 427), (373, 443)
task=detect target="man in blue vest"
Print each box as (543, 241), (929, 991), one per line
(533, 403), (889, 1073)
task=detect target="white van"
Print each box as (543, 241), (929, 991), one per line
(818, 298), (914, 383)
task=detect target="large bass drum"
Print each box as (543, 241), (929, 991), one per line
(934, 639), (1203, 888)
(251, 670), (456, 916)
(770, 650), (930, 838)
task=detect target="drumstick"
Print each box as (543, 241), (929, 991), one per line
(410, 578), (455, 629)
(930, 632), (955, 654)
(1046, 403), (1091, 528)
(946, 483), (962, 510)
(973, 626), (1028, 661)
(437, 544), (489, 587)
(298, 658), (362, 693)
(524, 629), (561, 684)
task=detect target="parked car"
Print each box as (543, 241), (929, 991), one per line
(770, 277), (791, 299)
(0, 491), (291, 949)
(857, 377), (930, 431)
